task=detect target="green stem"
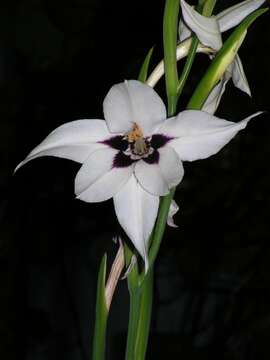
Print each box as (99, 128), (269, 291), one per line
(146, 189), (175, 273)
(134, 269), (154, 359)
(125, 267), (154, 360)
(163, 0), (180, 115)
(125, 288), (141, 360)
(125, 245), (141, 360)
(177, 36), (199, 97)
(201, 0), (217, 16)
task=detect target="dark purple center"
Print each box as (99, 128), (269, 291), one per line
(102, 136), (128, 151)
(102, 133), (172, 168)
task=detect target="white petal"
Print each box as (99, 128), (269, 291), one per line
(15, 119), (109, 171)
(159, 110), (262, 161)
(103, 80), (167, 136)
(180, 0), (222, 50)
(75, 148), (133, 202)
(231, 55), (251, 96)
(167, 200), (179, 228)
(113, 175), (159, 270)
(217, 0), (266, 33)
(202, 77), (229, 114)
(134, 147), (183, 196)
(135, 159), (169, 196)
(158, 146), (185, 189)
(179, 17), (192, 42)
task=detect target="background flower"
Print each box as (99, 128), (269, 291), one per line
(179, 0), (266, 114)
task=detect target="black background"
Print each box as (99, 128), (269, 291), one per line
(1, 0), (270, 359)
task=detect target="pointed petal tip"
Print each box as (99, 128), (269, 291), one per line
(167, 200), (179, 228)
(13, 162), (23, 174)
(113, 175), (159, 273)
(161, 110), (264, 162)
(217, 0), (267, 33)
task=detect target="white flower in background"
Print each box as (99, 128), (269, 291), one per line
(16, 80), (261, 269)
(179, 0), (266, 114)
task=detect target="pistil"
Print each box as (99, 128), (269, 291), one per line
(125, 123), (151, 158)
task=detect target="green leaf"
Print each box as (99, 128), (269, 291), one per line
(138, 47), (154, 83)
(187, 7), (268, 110)
(92, 254), (108, 360)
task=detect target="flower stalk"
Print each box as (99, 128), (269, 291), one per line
(163, 0), (180, 116)
(125, 244), (154, 360)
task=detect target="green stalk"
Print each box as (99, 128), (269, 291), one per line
(147, 189), (175, 272)
(125, 288), (141, 360)
(125, 245), (141, 360)
(125, 265), (154, 360)
(134, 269), (154, 359)
(201, 0), (217, 16)
(177, 36), (199, 97)
(92, 255), (108, 360)
(163, 0), (180, 116)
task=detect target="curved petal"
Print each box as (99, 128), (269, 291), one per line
(134, 146), (184, 196)
(159, 110), (263, 161)
(180, 0), (222, 50)
(158, 146), (184, 188)
(216, 0), (266, 33)
(167, 200), (179, 228)
(103, 80), (167, 136)
(231, 55), (251, 96)
(202, 77), (229, 115)
(75, 148), (133, 202)
(179, 17), (192, 42)
(135, 159), (169, 196)
(113, 175), (159, 271)
(15, 119), (109, 171)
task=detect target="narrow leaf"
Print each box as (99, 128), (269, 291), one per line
(138, 47), (154, 83)
(92, 254), (108, 360)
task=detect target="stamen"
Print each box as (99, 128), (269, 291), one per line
(125, 122), (152, 158)
(126, 123), (144, 142)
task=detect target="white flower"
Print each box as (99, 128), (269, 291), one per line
(179, 0), (266, 114)
(16, 80), (261, 269)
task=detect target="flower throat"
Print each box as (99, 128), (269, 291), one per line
(126, 123), (150, 157)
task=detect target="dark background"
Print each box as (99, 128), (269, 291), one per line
(1, 0), (270, 359)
